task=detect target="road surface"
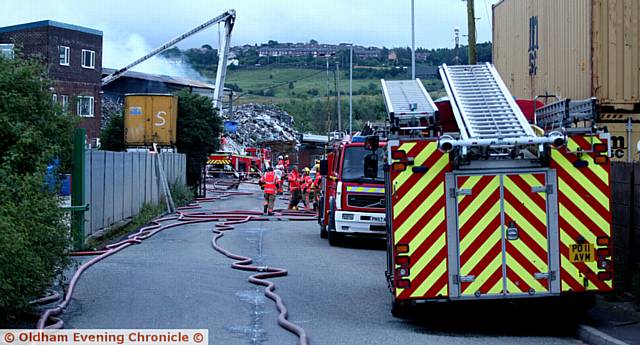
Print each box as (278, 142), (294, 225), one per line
(64, 183), (584, 345)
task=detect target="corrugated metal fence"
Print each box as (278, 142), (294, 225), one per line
(83, 150), (186, 237)
(611, 162), (640, 293)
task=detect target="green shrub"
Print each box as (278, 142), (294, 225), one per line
(127, 203), (166, 233)
(0, 173), (70, 319)
(170, 183), (194, 208)
(0, 53), (76, 322)
(86, 202), (166, 251)
(100, 111), (125, 152)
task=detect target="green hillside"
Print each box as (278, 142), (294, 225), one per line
(202, 66), (445, 133)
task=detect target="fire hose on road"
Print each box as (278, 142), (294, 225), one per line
(36, 190), (315, 345)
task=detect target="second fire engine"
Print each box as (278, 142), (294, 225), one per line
(318, 127), (387, 246)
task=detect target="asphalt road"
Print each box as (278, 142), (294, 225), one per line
(64, 183), (585, 345)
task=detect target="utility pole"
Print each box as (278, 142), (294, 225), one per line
(466, 0), (477, 64)
(325, 55), (331, 133)
(453, 27), (461, 65)
(336, 62), (342, 132)
(349, 45), (353, 134)
(411, 0), (416, 79)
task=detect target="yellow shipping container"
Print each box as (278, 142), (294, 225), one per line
(600, 114), (640, 161)
(124, 94), (178, 146)
(493, 0), (640, 161)
(493, 0), (640, 110)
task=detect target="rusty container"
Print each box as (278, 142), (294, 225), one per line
(124, 94), (178, 146)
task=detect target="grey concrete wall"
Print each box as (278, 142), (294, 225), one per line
(83, 150), (186, 237)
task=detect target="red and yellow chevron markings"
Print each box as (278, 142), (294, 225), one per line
(457, 175), (504, 296)
(551, 135), (613, 292)
(391, 140), (450, 299)
(207, 159), (231, 165)
(503, 173), (550, 295)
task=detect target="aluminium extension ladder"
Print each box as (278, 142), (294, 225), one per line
(440, 63), (535, 141)
(381, 78), (438, 130)
(535, 97), (598, 131)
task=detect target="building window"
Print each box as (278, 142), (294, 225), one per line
(59, 46), (70, 66)
(52, 93), (57, 103)
(0, 44), (14, 59)
(61, 95), (69, 110)
(77, 96), (94, 117)
(81, 49), (95, 69)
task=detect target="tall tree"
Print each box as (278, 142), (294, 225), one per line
(175, 90), (222, 187)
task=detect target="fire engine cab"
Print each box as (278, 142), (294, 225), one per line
(245, 147), (272, 172)
(376, 64), (613, 316)
(318, 127), (387, 246)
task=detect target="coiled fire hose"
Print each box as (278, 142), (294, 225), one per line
(36, 190), (315, 345)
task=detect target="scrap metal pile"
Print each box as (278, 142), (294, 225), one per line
(223, 103), (299, 147)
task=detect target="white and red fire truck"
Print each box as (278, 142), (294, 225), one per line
(318, 130), (387, 246)
(377, 64), (613, 316)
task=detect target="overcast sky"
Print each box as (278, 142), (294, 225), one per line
(3, 0), (500, 72)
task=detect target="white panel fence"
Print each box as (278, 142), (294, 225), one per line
(83, 150), (186, 237)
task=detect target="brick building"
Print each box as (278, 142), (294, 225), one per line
(0, 20), (103, 142)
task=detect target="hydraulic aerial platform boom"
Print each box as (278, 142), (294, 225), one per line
(101, 10), (236, 111)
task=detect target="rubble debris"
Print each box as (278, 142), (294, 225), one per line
(222, 103), (299, 148)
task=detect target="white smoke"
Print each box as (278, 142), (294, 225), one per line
(102, 32), (210, 82)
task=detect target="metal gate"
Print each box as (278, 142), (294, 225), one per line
(446, 171), (560, 299)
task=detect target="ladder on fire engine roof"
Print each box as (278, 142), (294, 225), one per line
(535, 97), (598, 132)
(440, 63), (537, 143)
(381, 79), (438, 130)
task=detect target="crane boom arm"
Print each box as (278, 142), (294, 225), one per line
(101, 9), (236, 87)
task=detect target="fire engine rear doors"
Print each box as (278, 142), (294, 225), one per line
(446, 170), (561, 299)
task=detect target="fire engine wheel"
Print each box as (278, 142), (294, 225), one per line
(319, 196), (327, 239)
(391, 299), (413, 319)
(327, 229), (344, 246)
(327, 199), (343, 246)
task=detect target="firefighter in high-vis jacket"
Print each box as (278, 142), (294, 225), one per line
(259, 167), (277, 215)
(287, 167), (301, 210)
(310, 168), (321, 211)
(301, 167), (313, 211)
(284, 155), (291, 172)
(274, 163), (285, 194)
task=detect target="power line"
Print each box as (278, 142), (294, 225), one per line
(230, 69), (326, 103)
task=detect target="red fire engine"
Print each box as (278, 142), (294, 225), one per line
(245, 147), (272, 171)
(377, 65), (613, 316)
(318, 128), (387, 246)
(208, 147), (271, 178)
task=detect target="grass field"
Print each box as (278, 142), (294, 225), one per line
(213, 66), (445, 105)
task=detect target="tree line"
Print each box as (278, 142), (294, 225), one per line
(161, 42), (493, 75)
